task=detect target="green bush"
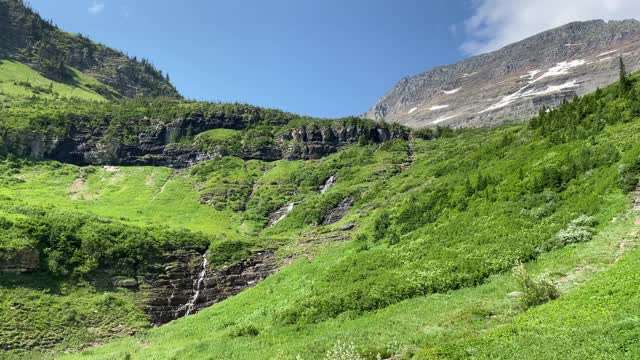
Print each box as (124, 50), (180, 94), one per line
(513, 264), (560, 309)
(208, 240), (252, 268)
(323, 342), (365, 360)
(230, 323), (260, 337)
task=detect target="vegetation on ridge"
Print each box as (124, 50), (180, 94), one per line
(2, 5), (640, 356)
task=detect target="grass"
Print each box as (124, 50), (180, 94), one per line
(421, 220), (640, 359)
(0, 59), (112, 101)
(60, 202), (640, 360)
(4, 72), (640, 359)
(0, 274), (148, 359)
(3, 116), (640, 358)
(195, 128), (242, 142)
(0, 162), (240, 235)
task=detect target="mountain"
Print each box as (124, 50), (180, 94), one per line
(3, 6), (640, 360)
(366, 19), (640, 128)
(0, 0), (179, 98)
(3, 69), (640, 359)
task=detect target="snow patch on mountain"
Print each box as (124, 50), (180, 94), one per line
(522, 80), (580, 97)
(443, 88), (461, 95)
(482, 79), (581, 113)
(431, 114), (458, 125)
(429, 105), (449, 111)
(533, 60), (588, 83)
(521, 70), (542, 80)
(408, 107), (418, 114)
(598, 50), (618, 57)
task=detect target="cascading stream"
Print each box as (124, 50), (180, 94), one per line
(320, 175), (337, 193)
(183, 251), (209, 316)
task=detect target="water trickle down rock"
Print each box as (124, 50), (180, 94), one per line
(322, 197), (354, 225)
(147, 249), (278, 326)
(268, 202), (299, 227)
(183, 251), (208, 316)
(320, 175), (337, 194)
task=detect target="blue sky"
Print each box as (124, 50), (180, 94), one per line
(27, 0), (640, 118)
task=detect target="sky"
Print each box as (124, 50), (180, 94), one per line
(26, 0), (640, 118)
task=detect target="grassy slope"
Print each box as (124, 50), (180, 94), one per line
(64, 210), (640, 360)
(0, 162), (238, 235)
(0, 59), (112, 101)
(3, 73), (640, 359)
(0, 144), (409, 359)
(53, 116), (640, 359)
(422, 228), (640, 359)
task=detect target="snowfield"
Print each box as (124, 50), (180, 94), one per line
(521, 70), (542, 80)
(431, 114), (458, 124)
(443, 87), (461, 95)
(481, 59), (588, 113)
(597, 50), (618, 57)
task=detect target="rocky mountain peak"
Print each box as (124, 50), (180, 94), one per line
(366, 19), (640, 128)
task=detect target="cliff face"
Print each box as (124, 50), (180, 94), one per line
(367, 20), (640, 128)
(145, 250), (277, 325)
(278, 124), (408, 160)
(3, 116), (408, 168)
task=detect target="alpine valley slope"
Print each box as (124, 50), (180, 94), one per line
(3, 7), (640, 360)
(0, 0), (179, 99)
(366, 19), (640, 128)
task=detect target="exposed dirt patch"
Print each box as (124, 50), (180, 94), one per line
(556, 265), (598, 292)
(69, 177), (95, 200)
(103, 165), (120, 174)
(616, 230), (640, 261)
(151, 171), (175, 201)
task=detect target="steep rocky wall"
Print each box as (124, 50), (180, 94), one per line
(3, 117), (408, 168)
(144, 249), (278, 325)
(278, 124), (408, 160)
(1, 245), (278, 326)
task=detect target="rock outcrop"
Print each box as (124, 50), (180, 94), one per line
(0, 249), (39, 273)
(144, 249), (278, 325)
(3, 117), (408, 168)
(322, 197), (354, 225)
(278, 125), (407, 160)
(367, 20), (640, 128)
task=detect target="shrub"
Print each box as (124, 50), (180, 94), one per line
(208, 239), (252, 268)
(555, 215), (597, 246)
(618, 157), (640, 192)
(324, 342), (365, 360)
(513, 264), (560, 309)
(230, 323), (260, 337)
(540, 215), (597, 251)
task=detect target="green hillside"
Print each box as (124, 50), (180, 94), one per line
(0, 59), (113, 100)
(0, 0), (179, 98)
(0, 69), (639, 359)
(1, 2), (640, 357)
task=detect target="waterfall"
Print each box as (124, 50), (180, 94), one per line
(269, 202), (298, 227)
(184, 251), (208, 316)
(320, 175), (337, 194)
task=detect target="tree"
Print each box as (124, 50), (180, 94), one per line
(619, 57), (630, 96)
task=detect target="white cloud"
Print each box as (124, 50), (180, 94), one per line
(88, 1), (105, 15)
(462, 0), (640, 55)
